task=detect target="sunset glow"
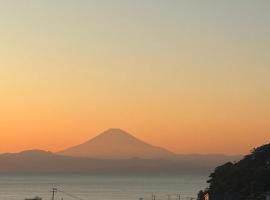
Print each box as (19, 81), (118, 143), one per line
(0, 1), (269, 154)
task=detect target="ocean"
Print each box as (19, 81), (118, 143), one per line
(0, 173), (208, 200)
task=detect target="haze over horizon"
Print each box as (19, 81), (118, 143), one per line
(0, 128), (242, 173)
(1, 1), (270, 155)
(0, 127), (260, 156)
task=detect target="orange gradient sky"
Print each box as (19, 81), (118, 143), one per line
(0, 1), (269, 154)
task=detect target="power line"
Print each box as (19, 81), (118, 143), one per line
(55, 188), (86, 200)
(59, 190), (85, 200)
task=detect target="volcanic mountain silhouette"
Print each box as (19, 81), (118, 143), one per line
(58, 128), (177, 159)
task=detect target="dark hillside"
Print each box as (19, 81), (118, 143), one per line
(198, 143), (270, 200)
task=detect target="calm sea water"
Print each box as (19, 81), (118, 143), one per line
(0, 173), (208, 200)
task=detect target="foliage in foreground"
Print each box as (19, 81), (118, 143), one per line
(198, 143), (270, 200)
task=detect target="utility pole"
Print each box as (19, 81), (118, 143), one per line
(51, 188), (57, 200)
(176, 194), (181, 200)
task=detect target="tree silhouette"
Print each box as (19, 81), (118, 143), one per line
(198, 143), (270, 200)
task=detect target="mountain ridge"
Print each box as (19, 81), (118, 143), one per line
(0, 149), (241, 173)
(58, 128), (177, 159)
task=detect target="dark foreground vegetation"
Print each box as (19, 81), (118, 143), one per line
(198, 143), (270, 200)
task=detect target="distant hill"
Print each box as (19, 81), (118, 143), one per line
(175, 154), (242, 168)
(0, 129), (242, 173)
(58, 128), (177, 159)
(0, 150), (213, 173)
(0, 149), (241, 173)
(58, 128), (242, 165)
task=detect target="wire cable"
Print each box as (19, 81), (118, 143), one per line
(58, 189), (86, 200)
